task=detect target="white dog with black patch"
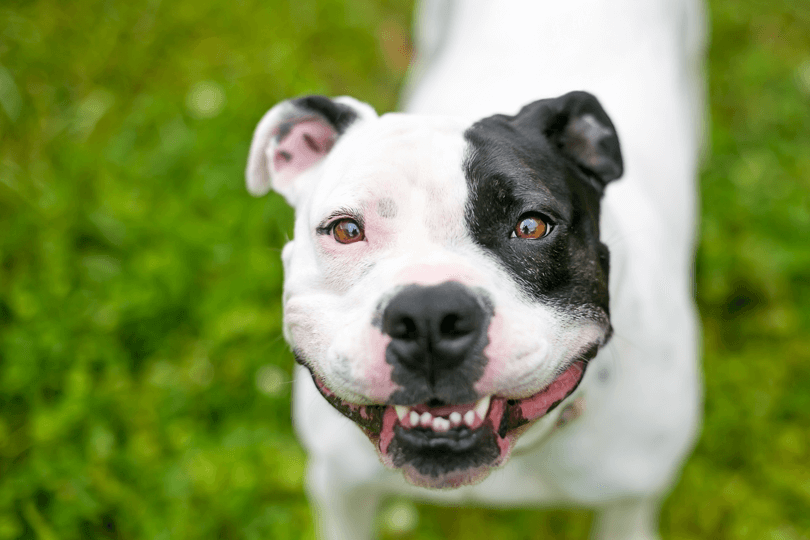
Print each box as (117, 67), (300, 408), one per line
(245, 0), (705, 538)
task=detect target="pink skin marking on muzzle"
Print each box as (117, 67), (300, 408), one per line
(359, 327), (398, 402)
(271, 119), (336, 186)
(474, 310), (511, 395)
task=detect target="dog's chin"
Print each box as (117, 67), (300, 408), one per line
(400, 462), (495, 489)
(310, 361), (588, 489)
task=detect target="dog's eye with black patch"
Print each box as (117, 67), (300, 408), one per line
(332, 218), (365, 244)
(512, 213), (552, 239)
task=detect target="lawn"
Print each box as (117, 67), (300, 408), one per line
(0, 1), (808, 538)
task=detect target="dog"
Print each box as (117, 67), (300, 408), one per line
(245, 0), (705, 538)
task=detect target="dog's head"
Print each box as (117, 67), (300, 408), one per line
(246, 93), (622, 488)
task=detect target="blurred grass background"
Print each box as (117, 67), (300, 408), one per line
(0, 0), (808, 538)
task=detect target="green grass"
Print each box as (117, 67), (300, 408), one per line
(0, 0), (808, 538)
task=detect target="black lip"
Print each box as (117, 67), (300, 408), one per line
(307, 381), (385, 436)
(389, 424), (500, 478)
(395, 424), (485, 452)
(295, 348), (386, 436)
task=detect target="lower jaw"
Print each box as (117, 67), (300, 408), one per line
(380, 417), (525, 489)
(375, 392), (559, 488)
(393, 415), (545, 489)
(311, 361), (588, 488)
(400, 461), (498, 489)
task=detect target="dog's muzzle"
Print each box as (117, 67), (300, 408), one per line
(302, 280), (593, 488)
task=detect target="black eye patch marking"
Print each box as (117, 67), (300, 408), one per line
(462, 100), (614, 320)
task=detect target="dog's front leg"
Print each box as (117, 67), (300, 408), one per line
(591, 496), (662, 540)
(307, 458), (383, 540)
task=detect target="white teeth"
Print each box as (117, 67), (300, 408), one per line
(398, 397), (493, 430)
(395, 406), (409, 421)
(464, 410), (476, 427)
(474, 395), (491, 421)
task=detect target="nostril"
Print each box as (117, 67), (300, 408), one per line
(390, 316), (419, 340)
(439, 313), (473, 338)
(440, 314), (459, 336)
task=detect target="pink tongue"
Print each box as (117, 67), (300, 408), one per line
(517, 362), (584, 420)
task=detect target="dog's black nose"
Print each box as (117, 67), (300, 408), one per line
(382, 282), (485, 380)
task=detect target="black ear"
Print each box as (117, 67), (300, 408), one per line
(519, 91), (623, 187)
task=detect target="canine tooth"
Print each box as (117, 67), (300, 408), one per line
(432, 417), (450, 432)
(409, 410), (420, 427)
(464, 410), (476, 427)
(394, 405), (409, 421)
(474, 395), (491, 421)
(449, 412), (462, 426)
(420, 412), (432, 426)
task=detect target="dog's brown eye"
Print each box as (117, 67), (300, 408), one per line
(514, 214), (549, 239)
(333, 219), (364, 244)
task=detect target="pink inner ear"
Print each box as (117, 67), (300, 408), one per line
(272, 119), (337, 178)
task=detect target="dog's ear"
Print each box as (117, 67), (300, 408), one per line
(246, 95), (377, 205)
(519, 91), (623, 189)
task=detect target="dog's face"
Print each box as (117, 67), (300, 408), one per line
(246, 93), (622, 488)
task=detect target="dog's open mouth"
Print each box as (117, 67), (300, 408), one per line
(311, 361), (587, 488)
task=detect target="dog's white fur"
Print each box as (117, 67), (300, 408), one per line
(267, 0), (706, 538)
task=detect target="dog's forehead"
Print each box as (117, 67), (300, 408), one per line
(309, 114), (471, 215)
